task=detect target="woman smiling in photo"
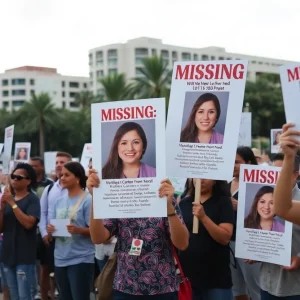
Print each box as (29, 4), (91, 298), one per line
(102, 122), (156, 179)
(180, 93), (224, 144)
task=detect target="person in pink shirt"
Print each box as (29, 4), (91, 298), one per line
(102, 122), (156, 180)
(180, 93), (224, 144)
(244, 186), (285, 233)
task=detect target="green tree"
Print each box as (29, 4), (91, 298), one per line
(134, 55), (172, 100)
(17, 93), (60, 156)
(74, 90), (95, 110)
(99, 73), (134, 101)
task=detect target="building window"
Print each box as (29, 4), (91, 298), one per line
(219, 56), (224, 60)
(172, 51), (178, 60)
(62, 81), (65, 87)
(12, 78), (25, 85)
(62, 91), (65, 97)
(2, 91), (9, 97)
(62, 101), (66, 108)
(211, 56), (216, 60)
(227, 57), (232, 60)
(3, 101), (9, 108)
(96, 61), (104, 68)
(30, 90), (35, 96)
(12, 100), (25, 107)
(83, 83), (87, 88)
(12, 90), (26, 96)
(96, 70), (104, 78)
(69, 92), (77, 98)
(135, 68), (143, 76)
(107, 49), (117, 57)
(70, 102), (79, 108)
(108, 58), (117, 67)
(152, 49), (157, 56)
(30, 79), (35, 85)
(69, 82), (79, 88)
(2, 79), (8, 86)
(202, 55), (209, 61)
(161, 50), (169, 58)
(135, 57), (144, 65)
(96, 51), (103, 60)
(135, 48), (148, 56)
(108, 69), (117, 75)
(182, 52), (191, 60)
(193, 54), (199, 60)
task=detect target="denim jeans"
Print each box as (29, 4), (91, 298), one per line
(3, 264), (36, 300)
(55, 263), (94, 300)
(96, 256), (109, 273)
(192, 288), (233, 300)
(113, 290), (178, 299)
(261, 289), (300, 299)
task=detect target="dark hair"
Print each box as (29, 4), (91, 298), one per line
(102, 122), (147, 179)
(30, 157), (45, 166)
(189, 179), (231, 200)
(244, 185), (274, 229)
(56, 152), (72, 161)
(272, 153), (300, 172)
(89, 157), (92, 163)
(16, 148), (28, 160)
(12, 163), (37, 191)
(273, 131), (281, 146)
(236, 146), (258, 165)
(180, 93), (221, 143)
(63, 162), (87, 190)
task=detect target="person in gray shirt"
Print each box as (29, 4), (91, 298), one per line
(259, 151), (300, 299)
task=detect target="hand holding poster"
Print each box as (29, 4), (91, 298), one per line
(270, 129), (282, 154)
(280, 64), (300, 140)
(3, 125), (14, 174)
(235, 165), (292, 266)
(92, 98), (166, 219)
(14, 143), (31, 162)
(166, 61), (248, 180)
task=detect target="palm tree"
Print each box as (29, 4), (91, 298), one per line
(74, 91), (95, 109)
(17, 93), (59, 156)
(134, 55), (172, 99)
(99, 73), (134, 101)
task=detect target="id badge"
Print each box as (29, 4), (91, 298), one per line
(128, 238), (143, 256)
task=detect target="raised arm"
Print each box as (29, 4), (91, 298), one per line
(273, 123), (300, 224)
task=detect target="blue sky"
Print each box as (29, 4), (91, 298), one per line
(0, 0), (299, 76)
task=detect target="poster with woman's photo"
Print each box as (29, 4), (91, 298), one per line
(166, 61), (248, 180)
(270, 129), (282, 154)
(235, 164), (292, 266)
(14, 143), (31, 162)
(280, 63), (300, 141)
(80, 143), (92, 172)
(2, 125), (14, 174)
(92, 98), (166, 219)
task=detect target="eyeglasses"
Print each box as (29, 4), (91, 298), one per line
(10, 174), (29, 181)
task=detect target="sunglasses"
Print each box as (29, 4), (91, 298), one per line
(10, 174), (29, 181)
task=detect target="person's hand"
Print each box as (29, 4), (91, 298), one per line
(231, 198), (238, 211)
(1, 187), (14, 207)
(192, 202), (206, 221)
(87, 169), (100, 195)
(47, 224), (55, 235)
(66, 224), (81, 235)
(279, 123), (300, 157)
(159, 179), (175, 206)
(244, 259), (257, 264)
(42, 235), (51, 246)
(282, 256), (300, 271)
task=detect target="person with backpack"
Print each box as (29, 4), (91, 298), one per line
(38, 152), (72, 300)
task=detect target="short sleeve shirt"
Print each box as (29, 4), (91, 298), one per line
(178, 195), (234, 290)
(1, 193), (40, 266)
(103, 199), (185, 296)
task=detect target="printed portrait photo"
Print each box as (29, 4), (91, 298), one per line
(271, 129), (282, 154)
(14, 147), (29, 161)
(244, 183), (285, 233)
(101, 119), (156, 180)
(180, 91), (229, 144)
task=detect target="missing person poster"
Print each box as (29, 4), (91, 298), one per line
(166, 61), (248, 180)
(14, 142), (31, 162)
(3, 125), (14, 174)
(80, 143), (92, 172)
(92, 98), (166, 219)
(280, 64), (300, 140)
(235, 165), (292, 266)
(238, 112), (252, 147)
(270, 129), (282, 154)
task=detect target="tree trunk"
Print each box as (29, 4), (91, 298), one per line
(39, 119), (45, 156)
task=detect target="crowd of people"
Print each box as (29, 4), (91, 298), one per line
(0, 123), (299, 300)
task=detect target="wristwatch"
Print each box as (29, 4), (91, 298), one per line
(12, 204), (18, 210)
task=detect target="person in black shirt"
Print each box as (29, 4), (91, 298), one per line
(179, 178), (234, 300)
(0, 163), (40, 300)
